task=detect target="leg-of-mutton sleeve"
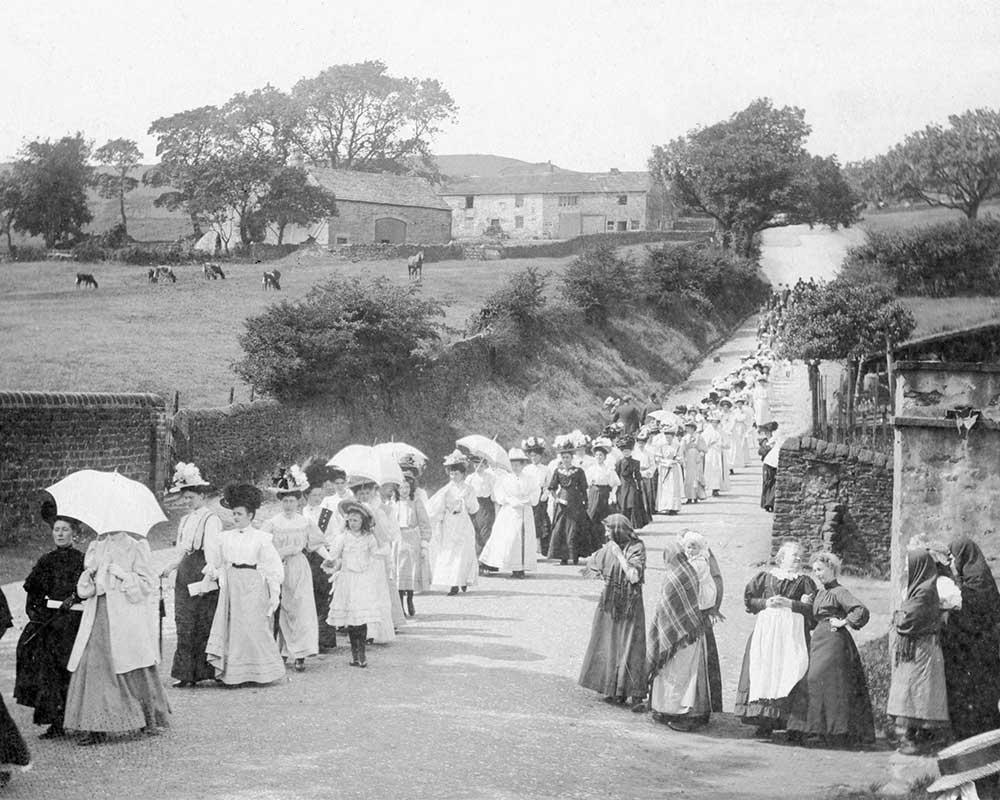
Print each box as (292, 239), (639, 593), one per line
(118, 538), (157, 605)
(255, 533), (285, 603)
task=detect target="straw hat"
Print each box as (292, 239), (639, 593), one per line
(338, 499), (373, 529)
(522, 436), (546, 454)
(927, 729), (1000, 793)
(274, 464), (309, 497)
(442, 449), (469, 469)
(507, 447), (529, 463)
(168, 462), (211, 494)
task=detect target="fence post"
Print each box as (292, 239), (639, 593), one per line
(172, 391), (180, 414)
(229, 387), (235, 405)
(250, 387), (255, 403)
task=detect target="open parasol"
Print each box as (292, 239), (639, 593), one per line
(456, 434), (511, 471)
(45, 469), (167, 536)
(328, 445), (404, 486)
(373, 441), (428, 469)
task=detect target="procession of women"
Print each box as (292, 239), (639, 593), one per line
(2, 289), (1000, 799)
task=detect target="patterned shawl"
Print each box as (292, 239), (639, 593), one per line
(595, 514), (645, 621)
(894, 549), (941, 663)
(647, 539), (705, 677)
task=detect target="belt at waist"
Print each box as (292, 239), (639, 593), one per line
(231, 563), (256, 570)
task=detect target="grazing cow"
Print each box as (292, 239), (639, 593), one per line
(262, 269), (281, 290)
(75, 273), (98, 289)
(202, 262), (226, 280)
(156, 266), (176, 283)
(148, 268), (158, 284)
(407, 250), (424, 280)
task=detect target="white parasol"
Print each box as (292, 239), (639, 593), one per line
(373, 441), (427, 469)
(45, 469), (167, 536)
(328, 445), (404, 486)
(647, 410), (681, 424)
(456, 434), (511, 471)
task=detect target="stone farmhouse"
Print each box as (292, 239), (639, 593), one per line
(274, 168), (452, 246)
(438, 169), (670, 240)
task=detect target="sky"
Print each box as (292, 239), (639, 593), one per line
(2, 0), (999, 171)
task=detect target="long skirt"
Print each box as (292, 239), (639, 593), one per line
(942, 618), (1000, 740)
(480, 506), (537, 572)
(369, 555), (398, 643)
(619, 482), (650, 530)
(683, 455), (702, 501)
(64, 597), (171, 733)
(586, 485), (613, 554)
(15, 610), (81, 726)
(397, 526), (430, 592)
(733, 614), (809, 728)
(887, 634), (950, 729)
(0, 694), (30, 768)
(788, 622), (875, 742)
(729, 425), (749, 468)
(532, 503), (551, 555)
(432, 514), (478, 589)
(205, 567), (285, 685)
(328, 564), (390, 630)
(704, 449), (729, 492)
(277, 553), (319, 660)
(641, 474), (657, 519)
(579, 604), (647, 701)
(172, 549), (218, 683)
(761, 464), (777, 510)
(306, 551), (338, 651)
(705, 623), (723, 713)
(547, 503), (587, 562)
(656, 465), (683, 513)
(650, 634), (711, 723)
(470, 497), (496, 555)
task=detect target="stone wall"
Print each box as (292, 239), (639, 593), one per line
(772, 435), (894, 576)
(327, 201), (452, 246)
(0, 391), (168, 544)
(169, 400), (308, 490)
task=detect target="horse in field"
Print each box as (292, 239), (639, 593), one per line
(262, 269), (281, 290)
(75, 273), (98, 289)
(407, 250), (424, 280)
(203, 262), (226, 280)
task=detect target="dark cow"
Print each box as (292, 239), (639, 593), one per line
(262, 269), (281, 290)
(148, 266), (176, 284)
(75, 273), (98, 289)
(407, 250), (424, 280)
(203, 262), (226, 280)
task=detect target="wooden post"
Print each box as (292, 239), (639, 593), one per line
(172, 391), (179, 414)
(229, 386), (235, 405)
(250, 387), (255, 403)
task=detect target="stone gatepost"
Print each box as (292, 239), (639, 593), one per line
(890, 361), (1000, 606)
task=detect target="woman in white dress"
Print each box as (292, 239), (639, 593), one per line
(655, 427), (684, 515)
(394, 475), (432, 616)
(427, 450), (479, 595)
(521, 438), (551, 555)
(205, 485), (285, 686)
(260, 466), (320, 671)
(348, 481), (397, 643)
(702, 415), (730, 496)
(479, 449), (538, 578)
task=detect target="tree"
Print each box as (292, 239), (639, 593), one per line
(880, 108), (1000, 219)
(256, 167), (337, 244)
(291, 61), (457, 172)
(12, 133), (93, 248)
(234, 276), (444, 408)
(776, 278), (915, 428)
(649, 98), (858, 257)
(561, 245), (637, 326)
(93, 138), (143, 234)
(0, 172), (21, 253)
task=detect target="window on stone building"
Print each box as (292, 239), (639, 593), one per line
(630, 219), (640, 230)
(558, 195), (578, 207)
(606, 220), (615, 231)
(335, 236), (348, 244)
(617, 221), (628, 232)
(618, 195), (628, 205)
(515, 216), (524, 229)
(515, 195), (524, 207)
(465, 195), (475, 209)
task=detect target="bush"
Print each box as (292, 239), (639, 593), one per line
(561, 245), (638, 325)
(11, 245), (49, 262)
(842, 219), (1000, 296)
(72, 240), (108, 263)
(468, 266), (550, 376)
(233, 276), (445, 408)
(116, 245), (201, 266)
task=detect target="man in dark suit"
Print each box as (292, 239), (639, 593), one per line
(641, 391), (661, 424)
(613, 395), (642, 435)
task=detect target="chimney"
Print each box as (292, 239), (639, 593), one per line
(548, 160), (554, 173)
(610, 168), (620, 174)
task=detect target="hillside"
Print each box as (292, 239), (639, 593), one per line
(432, 153), (570, 179)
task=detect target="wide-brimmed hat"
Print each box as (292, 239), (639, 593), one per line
(719, 398), (733, 407)
(554, 434), (576, 454)
(168, 462), (211, 494)
(522, 436), (546, 454)
(398, 454), (423, 476)
(443, 449), (469, 469)
(683, 420), (698, 430)
(927, 729), (1000, 793)
(507, 447), (529, 463)
(338, 499), (373, 528)
(591, 436), (614, 454)
(760, 420), (779, 432)
(673, 405), (687, 414)
(274, 464), (309, 497)
(616, 436), (635, 450)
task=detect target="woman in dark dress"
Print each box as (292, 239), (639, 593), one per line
(578, 514), (647, 706)
(615, 438), (650, 531)
(14, 516), (85, 738)
(547, 444), (589, 566)
(789, 552), (876, 748)
(1, 588), (32, 786)
(734, 541), (816, 738)
(158, 463), (223, 687)
(942, 536), (1000, 740)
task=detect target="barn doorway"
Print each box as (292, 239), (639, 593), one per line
(557, 213), (581, 239)
(581, 215), (605, 235)
(374, 217), (407, 244)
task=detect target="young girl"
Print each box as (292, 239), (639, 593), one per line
(325, 501), (390, 668)
(261, 466), (320, 671)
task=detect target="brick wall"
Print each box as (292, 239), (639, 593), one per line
(169, 400), (308, 489)
(327, 201), (452, 245)
(771, 435), (894, 576)
(0, 391), (167, 544)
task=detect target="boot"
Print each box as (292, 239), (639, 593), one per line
(398, 590), (408, 616)
(357, 636), (367, 668)
(406, 591), (416, 617)
(348, 631), (360, 667)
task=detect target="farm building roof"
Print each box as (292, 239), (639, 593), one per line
(861, 319), (1000, 370)
(439, 171), (653, 197)
(307, 168), (450, 211)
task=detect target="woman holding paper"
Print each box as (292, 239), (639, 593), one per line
(159, 463), (223, 687)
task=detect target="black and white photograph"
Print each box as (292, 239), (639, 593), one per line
(1, 1), (1000, 797)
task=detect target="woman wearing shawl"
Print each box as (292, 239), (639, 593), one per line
(787, 552), (875, 748)
(887, 549), (949, 755)
(680, 531), (724, 716)
(734, 541), (816, 739)
(645, 539), (710, 731)
(942, 537), (1000, 740)
(578, 514), (647, 706)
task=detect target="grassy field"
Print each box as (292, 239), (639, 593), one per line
(0, 251), (580, 407)
(903, 296), (1000, 337)
(859, 200), (1000, 233)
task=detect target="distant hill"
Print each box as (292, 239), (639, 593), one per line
(431, 154), (572, 180)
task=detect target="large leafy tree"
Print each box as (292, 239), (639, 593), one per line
(291, 60), (457, 172)
(0, 172), (21, 253)
(12, 133), (93, 248)
(649, 98), (858, 257)
(93, 138), (143, 234)
(878, 108), (1000, 219)
(255, 167), (337, 244)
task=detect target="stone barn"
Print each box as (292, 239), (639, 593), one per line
(302, 168), (452, 246)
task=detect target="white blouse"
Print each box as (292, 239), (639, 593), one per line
(585, 462), (621, 489)
(215, 526), (284, 598)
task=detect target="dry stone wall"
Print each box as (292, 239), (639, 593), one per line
(772, 435), (894, 576)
